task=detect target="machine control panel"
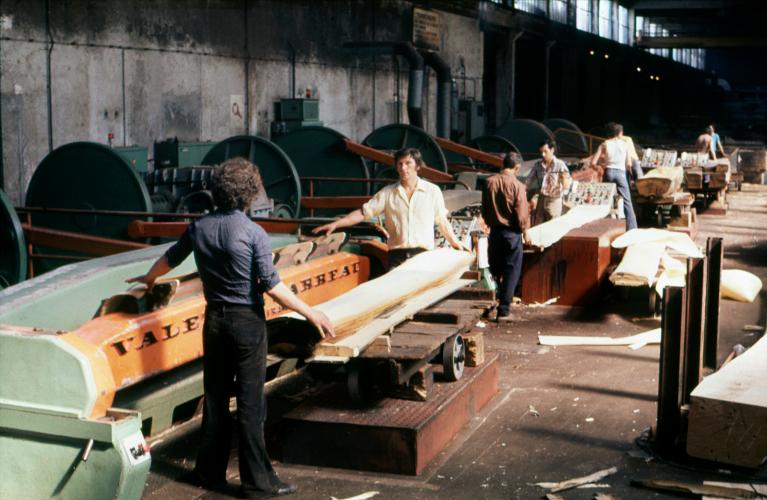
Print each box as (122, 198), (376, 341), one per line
(564, 182), (617, 207)
(121, 431), (151, 466)
(435, 213), (481, 250)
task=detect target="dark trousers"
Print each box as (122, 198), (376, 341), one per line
(488, 227), (523, 316)
(194, 305), (278, 492)
(388, 247), (426, 269)
(604, 168), (638, 230)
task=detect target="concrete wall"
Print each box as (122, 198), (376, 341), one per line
(0, 0), (483, 204)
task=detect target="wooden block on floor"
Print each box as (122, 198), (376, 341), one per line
(389, 365), (434, 401)
(687, 334), (767, 468)
(464, 330), (485, 367)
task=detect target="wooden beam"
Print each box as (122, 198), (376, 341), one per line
(300, 196), (370, 210)
(433, 137), (504, 168)
(343, 138), (455, 183)
(22, 224), (148, 256)
(637, 35), (767, 48)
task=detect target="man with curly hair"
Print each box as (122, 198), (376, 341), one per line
(129, 157), (333, 497)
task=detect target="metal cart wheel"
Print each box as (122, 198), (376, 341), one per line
(442, 334), (466, 381)
(347, 364), (370, 403)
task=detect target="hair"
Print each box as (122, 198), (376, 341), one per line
(503, 151), (523, 169)
(211, 157), (263, 211)
(539, 139), (557, 151)
(393, 147), (425, 169)
(706, 125), (714, 134)
(605, 122), (623, 138)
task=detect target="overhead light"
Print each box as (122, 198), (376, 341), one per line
(636, 66), (642, 72)
(655, 76), (661, 81)
(589, 50), (595, 55)
(649, 74), (655, 80)
(604, 53), (610, 59)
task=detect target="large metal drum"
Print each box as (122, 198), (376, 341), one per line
(494, 119), (555, 160)
(25, 142), (152, 273)
(202, 135), (302, 218)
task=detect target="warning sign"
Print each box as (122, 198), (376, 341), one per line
(413, 7), (441, 52)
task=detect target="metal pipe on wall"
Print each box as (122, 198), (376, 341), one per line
(344, 41), (424, 128)
(419, 50), (452, 138)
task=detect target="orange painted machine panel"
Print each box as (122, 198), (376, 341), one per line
(61, 252), (370, 417)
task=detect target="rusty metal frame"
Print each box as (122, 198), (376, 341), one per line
(656, 284), (686, 454)
(703, 237), (723, 370)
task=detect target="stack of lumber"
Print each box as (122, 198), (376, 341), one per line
(635, 166), (684, 199)
(740, 149), (767, 183)
(609, 228), (702, 291)
(687, 333), (767, 468)
(685, 158), (731, 190)
(279, 249), (474, 358)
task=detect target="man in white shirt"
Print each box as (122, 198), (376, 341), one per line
(313, 147), (465, 268)
(525, 139), (572, 226)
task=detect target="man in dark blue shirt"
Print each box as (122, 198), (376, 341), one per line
(129, 158), (333, 497)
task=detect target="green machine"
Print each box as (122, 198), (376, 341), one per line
(273, 126), (370, 217)
(494, 119), (556, 161)
(0, 246), (189, 500)
(0, 189), (26, 289)
(153, 139), (216, 168)
(113, 145), (149, 173)
(362, 124), (449, 192)
(271, 98), (323, 138)
(0, 234), (300, 499)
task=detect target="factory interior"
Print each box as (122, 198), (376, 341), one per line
(3, 1), (767, 499)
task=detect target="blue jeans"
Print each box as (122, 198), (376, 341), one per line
(488, 227), (523, 316)
(604, 168), (637, 230)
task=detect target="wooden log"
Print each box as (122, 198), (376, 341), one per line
(636, 166), (683, 199)
(686, 333), (767, 468)
(289, 248), (473, 359)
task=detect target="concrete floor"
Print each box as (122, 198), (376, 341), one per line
(143, 185), (767, 499)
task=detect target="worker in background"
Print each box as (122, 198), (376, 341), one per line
(525, 139), (572, 226)
(128, 158), (334, 498)
(696, 127), (714, 158)
(312, 147), (467, 268)
(619, 128), (644, 185)
(481, 152), (531, 322)
(709, 124), (726, 159)
(591, 122), (638, 230)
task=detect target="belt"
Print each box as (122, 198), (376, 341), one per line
(206, 302), (257, 312)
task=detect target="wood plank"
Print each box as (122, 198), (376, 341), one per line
(687, 333), (767, 468)
(313, 278), (475, 358)
(394, 322), (463, 336)
(390, 333), (450, 348)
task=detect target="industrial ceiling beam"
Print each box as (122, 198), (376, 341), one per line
(637, 36), (767, 48)
(631, 0), (729, 9)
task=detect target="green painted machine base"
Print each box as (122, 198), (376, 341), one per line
(0, 404), (150, 500)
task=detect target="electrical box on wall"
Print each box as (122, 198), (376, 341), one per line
(154, 139), (215, 169)
(457, 99), (486, 143)
(271, 98), (323, 139)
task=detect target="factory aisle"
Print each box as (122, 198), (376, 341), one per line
(143, 185), (767, 499)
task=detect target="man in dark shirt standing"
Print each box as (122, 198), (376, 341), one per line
(481, 152), (531, 322)
(129, 158), (334, 497)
